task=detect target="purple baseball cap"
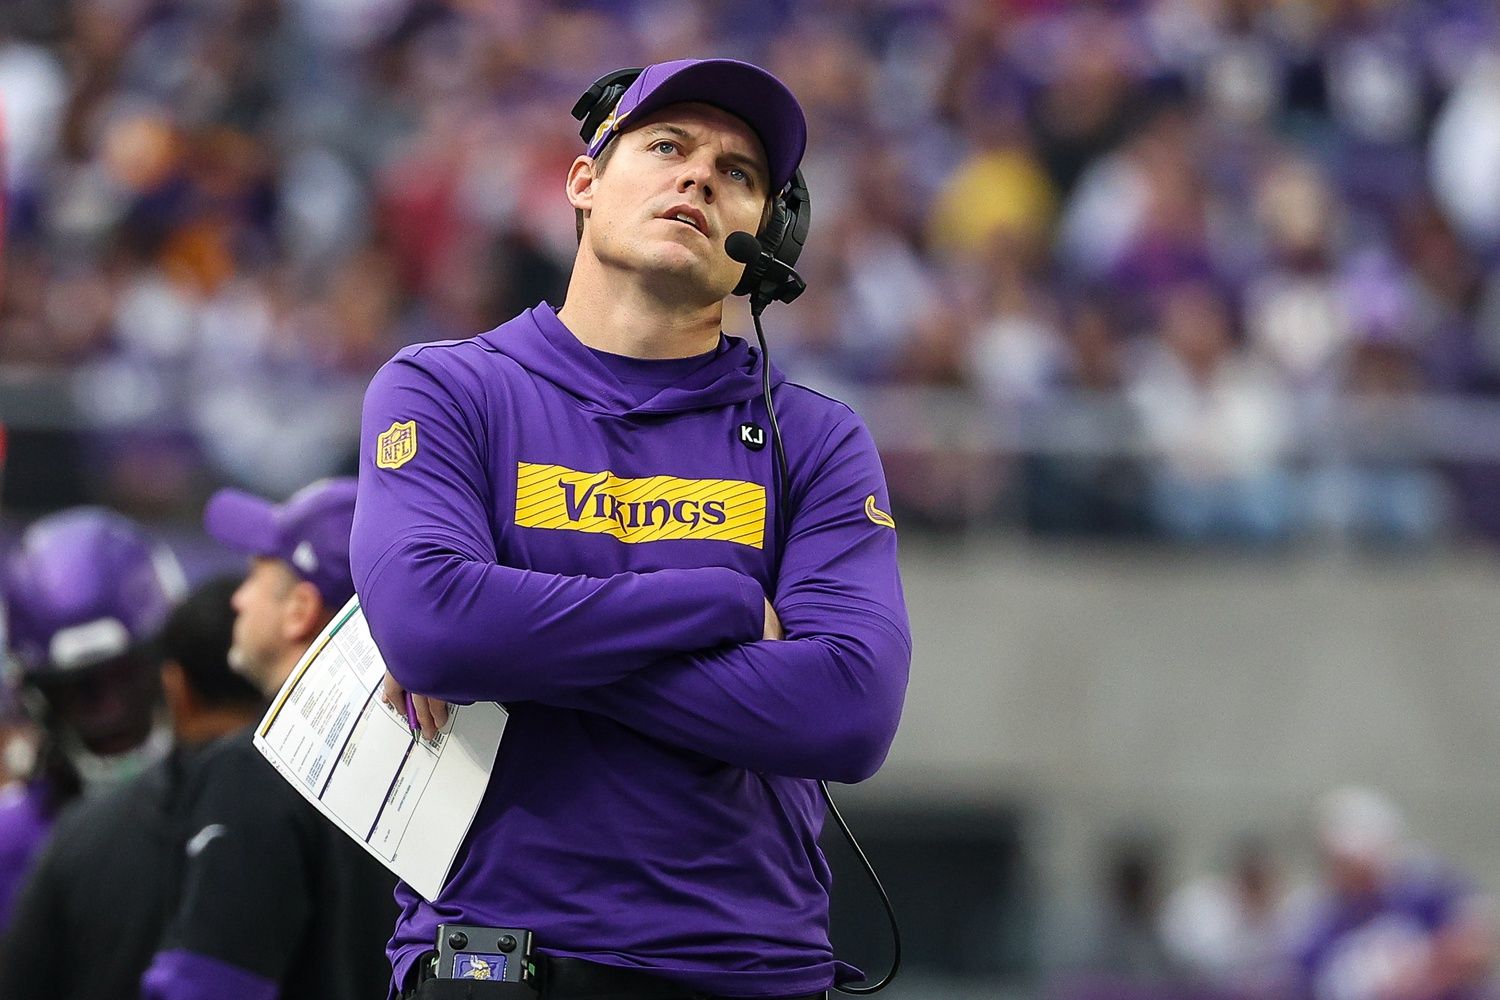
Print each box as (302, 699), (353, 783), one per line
(586, 58), (808, 192)
(4, 508), (187, 678)
(204, 478), (358, 609)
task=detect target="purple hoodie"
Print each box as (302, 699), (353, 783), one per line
(352, 304), (911, 997)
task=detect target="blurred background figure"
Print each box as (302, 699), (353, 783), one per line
(0, 507), (183, 932)
(1128, 282), (1294, 544)
(0, 662), (39, 793)
(4, 0), (1500, 547)
(1043, 831), (1187, 998)
(1289, 787), (1497, 1000)
(137, 477), (395, 1000)
(0, 576), (264, 1000)
(1160, 837), (1297, 999)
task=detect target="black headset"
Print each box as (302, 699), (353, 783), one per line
(570, 67), (811, 308)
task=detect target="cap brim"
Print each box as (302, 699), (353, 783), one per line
(203, 489), (281, 558)
(610, 60), (807, 192)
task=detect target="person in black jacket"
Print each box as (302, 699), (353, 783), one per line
(0, 576), (264, 1000)
(139, 477), (398, 1000)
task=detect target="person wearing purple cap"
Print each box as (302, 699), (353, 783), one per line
(134, 477), (397, 1000)
(201, 477), (360, 696)
(1288, 788), (1497, 1000)
(0, 577), (267, 1000)
(355, 59), (910, 999)
(0, 507), (184, 936)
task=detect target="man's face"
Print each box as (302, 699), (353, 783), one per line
(228, 557), (300, 696)
(35, 654), (158, 756)
(574, 102), (771, 305)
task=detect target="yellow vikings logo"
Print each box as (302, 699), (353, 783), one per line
(465, 958), (493, 980)
(864, 495), (896, 529)
(515, 462), (767, 548)
(376, 420), (418, 470)
(591, 112), (614, 144)
(592, 108), (623, 146)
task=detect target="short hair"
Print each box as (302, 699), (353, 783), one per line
(157, 576), (265, 710)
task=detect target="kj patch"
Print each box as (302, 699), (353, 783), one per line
(738, 422), (766, 451)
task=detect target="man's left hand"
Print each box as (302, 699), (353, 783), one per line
(381, 671), (449, 741)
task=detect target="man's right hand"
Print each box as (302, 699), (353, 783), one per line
(763, 598), (783, 641)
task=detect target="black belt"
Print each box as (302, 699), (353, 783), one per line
(402, 953), (828, 1000)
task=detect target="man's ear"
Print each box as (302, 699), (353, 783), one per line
(566, 155), (598, 214)
(281, 580), (328, 646)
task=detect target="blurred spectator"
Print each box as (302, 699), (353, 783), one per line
(1304, 253), (1452, 546)
(0, 576), (264, 1000)
(0, 508), (184, 932)
(1161, 837), (1298, 998)
(0, 623), (38, 792)
(1044, 831), (1184, 990)
(0, 703), (37, 794)
(1242, 155), (1350, 390)
(1019, 5), (1146, 200)
(134, 477), (397, 1000)
(3, 0), (1500, 543)
(1128, 282), (1295, 543)
(980, 294), (1149, 537)
(928, 99), (1056, 264)
(1104, 107), (1225, 308)
(1429, 49), (1500, 249)
(1288, 786), (1497, 1000)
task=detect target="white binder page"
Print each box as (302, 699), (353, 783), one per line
(253, 597), (507, 901)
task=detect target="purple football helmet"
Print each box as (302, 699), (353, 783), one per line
(4, 508), (186, 680)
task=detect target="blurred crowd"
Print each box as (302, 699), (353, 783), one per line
(1044, 787), (1498, 1000)
(6, 0), (1500, 543)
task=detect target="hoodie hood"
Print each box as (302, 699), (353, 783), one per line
(476, 303), (783, 417)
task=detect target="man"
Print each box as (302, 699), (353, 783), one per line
(1290, 786), (1496, 1000)
(356, 59), (912, 999)
(139, 477), (398, 1000)
(0, 577), (265, 1000)
(0, 507), (184, 932)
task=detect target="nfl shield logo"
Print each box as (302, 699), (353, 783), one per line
(376, 420), (418, 470)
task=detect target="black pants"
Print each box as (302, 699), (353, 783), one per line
(401, 954), (828, 1000)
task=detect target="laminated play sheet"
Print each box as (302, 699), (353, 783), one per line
(254, 597), (507, 900)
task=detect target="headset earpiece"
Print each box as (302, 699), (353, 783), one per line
(732, 169), (810, 305)
(775, 170), (810, 274)
(571, 68), (643, 148)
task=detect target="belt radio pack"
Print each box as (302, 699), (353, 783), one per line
(436, 924), (536, 986)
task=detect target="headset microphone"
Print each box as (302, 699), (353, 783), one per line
(724, 231), (806, 315)
(722, 231), (762, 266)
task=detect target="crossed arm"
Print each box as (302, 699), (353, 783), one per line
(354, 356), (910, 783)
(383, 596), (785, 738)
